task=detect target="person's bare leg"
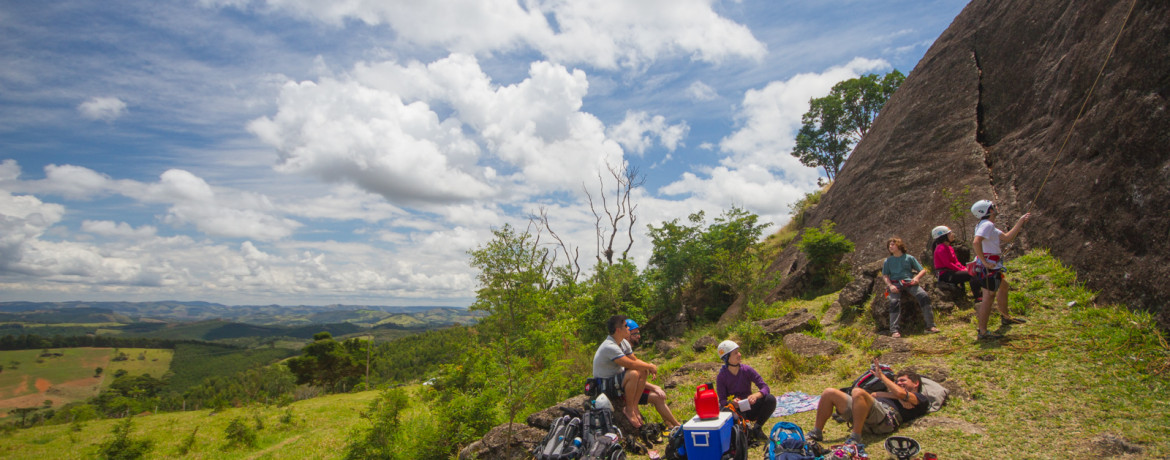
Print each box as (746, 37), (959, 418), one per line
(977, 287), (994, 333)
(848, 388), (875, 438)
(622, 370), (645, 427)
(814, 388), (850, 432)
(996, 280), (1012, 318)
(646, 386), (680, 427)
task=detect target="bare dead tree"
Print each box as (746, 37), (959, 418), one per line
(533, 206), (581, 282)
(585, 162), (645, 265)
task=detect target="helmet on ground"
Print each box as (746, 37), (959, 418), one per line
(931, 226), (952, 240)
(626, 318), (640, 331)
(595, 393), (612, 410)
(970, 200), (995, 219)
(717, 340), (739, 361)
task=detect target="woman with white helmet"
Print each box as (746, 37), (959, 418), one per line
(970, 200), (1031, 340)
(930, 225), (982, 301)
(714, 340), (775, 441)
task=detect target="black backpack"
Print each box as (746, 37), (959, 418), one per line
(580, 406), (625, 460)
(840, 363), (895, 394)
(535, 414), (583, 460)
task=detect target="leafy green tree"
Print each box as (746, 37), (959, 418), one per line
(223, 416), (257, 449)
(646, 207), (770, 321)
(286, 332), (363, 393)
(798, 220), (856, 291)
(793, 70), (905, 181)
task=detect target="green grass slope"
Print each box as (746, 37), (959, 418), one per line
(0, 250), (1165, 459)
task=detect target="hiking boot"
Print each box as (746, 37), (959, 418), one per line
(807, 428), (823, 442)
(845, 433), (862, 446)
(831, 412), (846, 424)
(977, 330), (1004, 341)
(751, 425), (767, 441)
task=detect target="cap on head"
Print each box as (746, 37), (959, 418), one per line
(931, 225), (952, 240)
(717, 340), (739, 362)
(971, 200), (995, 219)
(626, 319), (640, 332)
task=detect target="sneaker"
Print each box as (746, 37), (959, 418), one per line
(1002, 316), (1026, 325)
(977, 330), (1004, 340)
(807, 428), (823, 442)
(844, 433), (862, 445)
(830, 412), (846, 424)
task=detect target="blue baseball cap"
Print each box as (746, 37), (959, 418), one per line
(626, 319), (640, 331)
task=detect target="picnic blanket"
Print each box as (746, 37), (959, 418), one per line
(771, 391), (820, 417)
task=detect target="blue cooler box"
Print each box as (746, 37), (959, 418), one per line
(682, 411), (732, 459)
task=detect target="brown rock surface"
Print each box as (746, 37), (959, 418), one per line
(763, 0), (1170, 326)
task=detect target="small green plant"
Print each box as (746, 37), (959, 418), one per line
(769, 344), (828, 383)
(177, 427), (198, 455)
(941, 186), (973, 242)
(729, 321), (769, 356)
(98, 417), (152, 460)
(279, 407), (296, 426)
(223, 416), (257, 450)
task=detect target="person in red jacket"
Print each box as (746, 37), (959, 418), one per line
(930, 226), (982, 301)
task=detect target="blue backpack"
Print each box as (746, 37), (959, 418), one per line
(765, 422), (817, 460)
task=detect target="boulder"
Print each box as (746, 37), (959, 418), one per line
(663, 362), (721, 389)
(458, 423), (545, 460)
(654, 339), (681, 357)
(782, 333), (841, 357)
(754, 308), (816, 336)
(525, 394), (590, 430)
(692, 336), (717, 353)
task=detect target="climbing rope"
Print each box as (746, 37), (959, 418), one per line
(1026, 0), (1139, 213)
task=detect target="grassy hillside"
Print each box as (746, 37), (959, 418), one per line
(0, 391), (380, 459)
(0, 348), (172, 415)
(0, 250), (1165, 459)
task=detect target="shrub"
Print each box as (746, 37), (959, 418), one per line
(177, 427), (198, 455)
(729, 321), (769, 356)
(798, 220), (854, 267)
(223, 416), (257, 449)
(344, 388), (409, 460)
(769, 344), (828, 384)
(98, 417), (152, 460)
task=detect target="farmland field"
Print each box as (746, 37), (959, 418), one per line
(0, 348), (172, 415)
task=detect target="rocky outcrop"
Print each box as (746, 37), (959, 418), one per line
(764, 0), (1170, 327)
(458, 423), (545, 460)
(524, 394), (590, 430)
(754, 308), (816, 336)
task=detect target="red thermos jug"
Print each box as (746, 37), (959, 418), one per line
(694, 383), (719, 420)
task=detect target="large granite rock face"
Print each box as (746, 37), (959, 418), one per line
(763, 0), (1170, 326)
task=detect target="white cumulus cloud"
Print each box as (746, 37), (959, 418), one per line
(78, 96), (128, 122)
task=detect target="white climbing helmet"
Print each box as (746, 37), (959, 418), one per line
(717, 340), (740, 361)
(595, 392), (613, 410)
(970, 200), (995, 219)
(931, 225), (952, 240)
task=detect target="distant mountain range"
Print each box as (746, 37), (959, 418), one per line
(0, 301), (482, 328)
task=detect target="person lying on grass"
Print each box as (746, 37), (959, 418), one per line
(591, 314), (681, 429)
(882, 236), (939, 338)
(808, 357), (931, 446)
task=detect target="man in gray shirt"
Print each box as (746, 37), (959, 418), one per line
(592, 315), (680, 429)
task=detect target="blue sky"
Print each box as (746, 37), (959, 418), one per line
(0, 0), (969, 306)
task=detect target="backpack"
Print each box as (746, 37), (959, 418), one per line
(664, 426), (686, 460)
(765, 422), (818, 460)
(535, 414), (583, 460)
(918, 377), (949, 413)
(840, 364), (895, 394)
(580, 406), (625, 460)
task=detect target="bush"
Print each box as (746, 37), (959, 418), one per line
(769, 344), (828, 384)
(729, 321), (769, 356)
(223, 416), (257, 450)
(344, 388), (409, 460)
(98, 417), (152, 460)
(798, 220), (854, 267)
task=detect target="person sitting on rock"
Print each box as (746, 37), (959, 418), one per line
(592, 314), (680, 429)
(970, 200), (1031, 340)
(882, 237), (938, 338)
(808, 357), (931, 445)
(931, 225), (982, 301)
(715, 340), (775, 441)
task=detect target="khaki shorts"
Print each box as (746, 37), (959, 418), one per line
(837, 396), (900, 434)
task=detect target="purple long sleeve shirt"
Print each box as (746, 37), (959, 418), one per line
(715, 363), (770, 404)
